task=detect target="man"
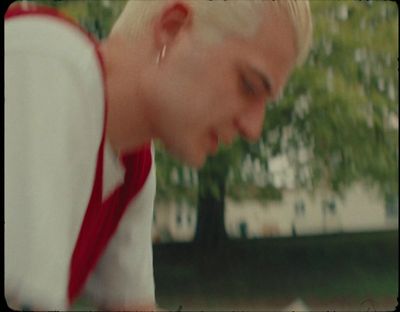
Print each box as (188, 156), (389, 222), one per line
(5, 0), (312, 310)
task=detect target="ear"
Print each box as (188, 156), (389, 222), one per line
(154, 2), (192, 49)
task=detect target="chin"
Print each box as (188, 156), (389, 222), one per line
(178, 149), (207, 168)
(164, 140), (207, 168)
(182, 154), (206, 168)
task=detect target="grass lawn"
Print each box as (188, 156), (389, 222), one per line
(153, 230), (398, 311)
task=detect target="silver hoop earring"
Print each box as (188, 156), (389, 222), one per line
(156, 45), (167, 65)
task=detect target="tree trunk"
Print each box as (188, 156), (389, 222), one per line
(194, 155), (229, 251)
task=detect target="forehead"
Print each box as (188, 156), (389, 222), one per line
(227, 6), (297, 96)
(258, 7), (297, 61)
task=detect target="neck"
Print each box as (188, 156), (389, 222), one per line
(100, 35), (153, 154)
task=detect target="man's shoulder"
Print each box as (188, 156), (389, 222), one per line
(5, 2), (106, 105)
(5, 2), (99, 60)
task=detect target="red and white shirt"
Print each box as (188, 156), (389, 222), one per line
(5, 3), (156, 310)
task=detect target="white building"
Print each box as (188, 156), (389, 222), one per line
(225, 182), (397, 239)
(152, 200), (197, 243)
(152, 181), (398, 242)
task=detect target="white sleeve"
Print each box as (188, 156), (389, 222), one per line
(83, 149), (157, 309)
(5, 16), (104, 310)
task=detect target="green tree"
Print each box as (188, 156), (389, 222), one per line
(28, 0), (126, 39)
(158, 0), (398, 248)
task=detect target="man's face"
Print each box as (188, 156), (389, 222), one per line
(146, 8), (297, 168)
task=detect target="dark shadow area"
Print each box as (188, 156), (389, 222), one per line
(153, 230), (398, 310)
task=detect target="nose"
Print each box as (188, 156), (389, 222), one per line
(234, 102), (266, 142)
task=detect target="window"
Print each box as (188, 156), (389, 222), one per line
(385, 195), (399, 219)
(176, 210), (182, 226)
(239, 222), (248, 239)
(323, 200), (336, 215)
(294, 200), (306, 217)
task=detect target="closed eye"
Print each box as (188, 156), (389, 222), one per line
(240, 74), (259, 98)
(238, 63), (275, 101)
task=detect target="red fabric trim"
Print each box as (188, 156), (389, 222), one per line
(7, 3), (152, 306)
(68, 22), (110, 304)
(68, 146), (152, 305)
(6, 2), (66, 19)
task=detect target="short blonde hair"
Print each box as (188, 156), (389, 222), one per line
(112, 0), (313, 66)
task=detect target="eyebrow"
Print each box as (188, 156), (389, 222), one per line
(248, 66), (277, 101)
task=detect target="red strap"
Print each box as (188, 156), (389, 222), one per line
(6, 2), (63, 18)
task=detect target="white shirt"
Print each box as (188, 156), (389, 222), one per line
(5, 4), (156, 310)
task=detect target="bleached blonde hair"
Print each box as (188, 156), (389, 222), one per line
(112, 0), (313, 66)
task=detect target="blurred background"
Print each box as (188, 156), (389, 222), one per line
(20, 0), (398, 310)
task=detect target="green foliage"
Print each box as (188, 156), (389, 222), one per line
(303, 0), (398, 196)
(28, 0), (127, 39)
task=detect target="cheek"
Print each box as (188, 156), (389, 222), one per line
(157, 54), (238, 134)
(211, 93), (243, 126)
(212, 71), (244, 118)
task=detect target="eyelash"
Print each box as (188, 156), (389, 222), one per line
(240, 76), (258, 97)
